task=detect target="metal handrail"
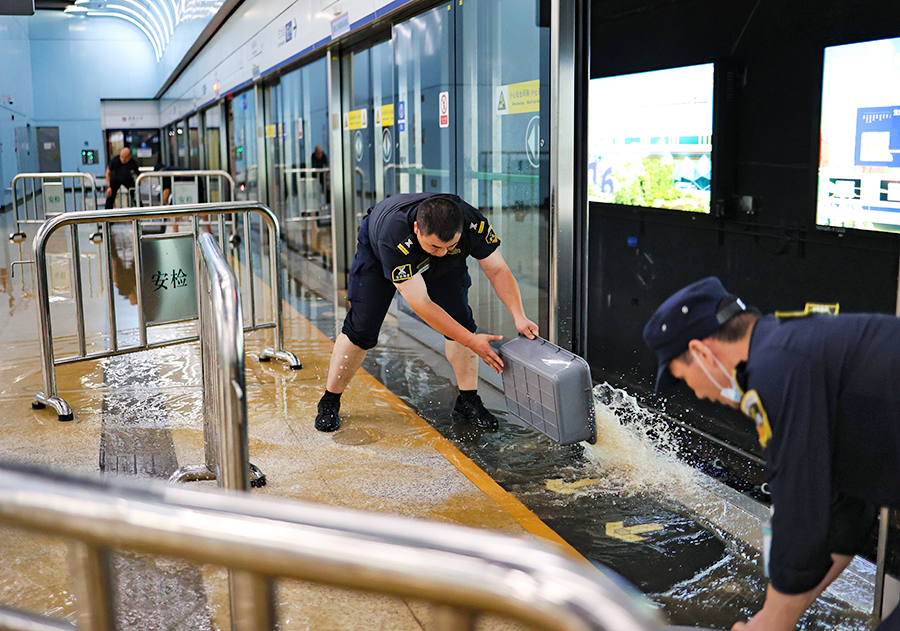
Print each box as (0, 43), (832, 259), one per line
(0, 460), (665, 631)
(134, 170), (236, 206)
(31, 202), (301, 422)
(9, 172), (98, 243)
(169, 232), (264, 489)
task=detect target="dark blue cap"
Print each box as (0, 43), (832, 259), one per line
(642, 277), (746, 393)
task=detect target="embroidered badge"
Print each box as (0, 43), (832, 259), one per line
(485, 226), (498, 244)
(416, 258), (431, 274)
(448, 248), (461, 255)
(775, 303), (840, 320)
(740, 389), (772, 448)
(392, 264), (413, 282)
(397, 237), (414, 255)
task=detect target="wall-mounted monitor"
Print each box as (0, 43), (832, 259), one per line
(588, 63), (715, 214)
(818, 36), (900, 233)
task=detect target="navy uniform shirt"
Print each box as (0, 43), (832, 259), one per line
(108, 154), (140, 187)
(735, 313), (900, 594)
(366, 193), (500, 283)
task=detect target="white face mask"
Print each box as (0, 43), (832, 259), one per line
(691, 347), (742, 404)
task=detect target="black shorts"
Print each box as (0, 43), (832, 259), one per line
(341, 217), (476, 350)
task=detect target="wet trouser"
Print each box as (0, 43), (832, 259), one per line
(105, 181), (132, 209)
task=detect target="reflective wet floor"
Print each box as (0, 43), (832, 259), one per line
(0, 207), (877, 630)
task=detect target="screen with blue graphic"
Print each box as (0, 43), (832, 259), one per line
(818, 36), (900, 233)
(587, 63), (714, 213)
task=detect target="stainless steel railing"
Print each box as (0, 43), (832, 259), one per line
(169, 232), (265, 489)
(31, 202), (301, 422)
(8, 172), (98, 243)
(134, 170), (236, 206)
(0, 459), (666, 631)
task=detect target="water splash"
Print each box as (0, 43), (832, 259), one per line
(580, 383), (699, 499)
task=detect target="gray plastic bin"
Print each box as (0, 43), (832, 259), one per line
(498, 335), (596, 445)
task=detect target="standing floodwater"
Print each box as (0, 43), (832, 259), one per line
(585, 385), (872, 630)
(346, 314), (876, 630)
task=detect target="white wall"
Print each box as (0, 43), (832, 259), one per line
(101, 100), (161, 130)
(159, 0), (413, 125)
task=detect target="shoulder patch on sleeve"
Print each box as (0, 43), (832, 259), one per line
(485, 226), (498, 244)
(775, 302), (840, 320)
(392, 263), (413, 282)
(740, 389), (772, 448)
(397, 236), (414, 255)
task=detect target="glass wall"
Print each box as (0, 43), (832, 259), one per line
(457, 0), (550, 337)
(229, 88), (259, 201)
(188, 113), (201, 169)
(165, 125), (176, 165)
(175, 120), (188, 165)
(341, 38), (395, 273)
(267, 56), (332, 270)
(203, 105), (223, 172)
(392, 5), (454, 196)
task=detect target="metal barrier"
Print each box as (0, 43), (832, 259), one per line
(8, 172), (98, 243)
(31, 202), (301, 422)
(0, 459), (666, 631)
(135, 170), (236, 206)
(169, 232), (265, 489)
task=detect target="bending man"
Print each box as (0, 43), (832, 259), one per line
(643, 277), (899, 631)
(105, 147), (140, 209)
(315, 193), (538, 433)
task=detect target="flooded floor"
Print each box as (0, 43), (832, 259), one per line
(0, 207), (878, 630)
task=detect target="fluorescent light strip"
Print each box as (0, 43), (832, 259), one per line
(156, 0), (175, 36)
(115, 0), (169, 45)
(103, 3), (164, 54)
(87, 10), (162, 59)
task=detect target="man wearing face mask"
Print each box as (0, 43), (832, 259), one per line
(643, 276), (900, 631)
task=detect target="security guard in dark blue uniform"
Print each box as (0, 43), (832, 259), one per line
(315, 193), (538, 433)
(643, 277), (900, 631)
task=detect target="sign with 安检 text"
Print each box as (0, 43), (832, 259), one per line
(140, 235), (197, 325)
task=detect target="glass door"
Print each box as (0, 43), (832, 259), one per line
(269, 57), (333, 272)
(175, 120), (188, 165)
(188, 113), (201, 169)
(228, 88), (259, 201)
(203, 105), (223, 173)
(393, 5), (454, 195)
(457, 0), (550, 338)
(340, 37), (394, 278)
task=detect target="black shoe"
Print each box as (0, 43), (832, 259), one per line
(451, 394), (499, 431)
(315, 396), (341, 432)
